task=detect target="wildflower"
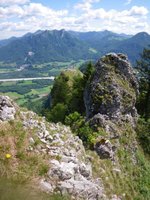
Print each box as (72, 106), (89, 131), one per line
(5, 154), (11, 159)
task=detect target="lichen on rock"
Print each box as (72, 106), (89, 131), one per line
(84, 53), (139, 130)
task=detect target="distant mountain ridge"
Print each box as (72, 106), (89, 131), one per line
(0, 29), (149, 65)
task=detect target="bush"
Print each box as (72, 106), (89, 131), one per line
(65, 112), (98, 149)
(136, 118), (150, 155)
(46, 103), (68, 123)
(65, 112), (85, 130)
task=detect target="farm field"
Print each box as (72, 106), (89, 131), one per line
(0, 60), (85, 79)
(0, 79), (53, 113)
(0, 60), (86, 113)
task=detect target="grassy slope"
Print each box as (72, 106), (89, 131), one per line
(0, 113), (69, 200)
(87, 123), (150, 200)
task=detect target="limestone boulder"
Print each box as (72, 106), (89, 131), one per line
(0, 96), (17, 121)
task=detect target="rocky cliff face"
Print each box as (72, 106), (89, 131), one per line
(84, 53), (139, 162)
(85, 53), (139, 132)
(0, 95), (105, 200)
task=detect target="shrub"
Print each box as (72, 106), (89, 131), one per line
(65, 112), (98, 149)
(47, 103), (68, 123)
(136, 118), (150, 155)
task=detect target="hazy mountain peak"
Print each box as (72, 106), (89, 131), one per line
(132, 31), (150, 39)
(0, 29), (149, 65)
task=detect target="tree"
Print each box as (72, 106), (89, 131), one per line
(51, 73), (70, 107)
(83, 61), (95, 83)
(136, 47), (150, 120)
(69, 76), (85, 114)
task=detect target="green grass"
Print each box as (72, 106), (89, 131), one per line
(0, 82), (17, 86)
(35, 86), (51, 94)
(86, 123), (150, 200)
(0, 178), (70, 200)
(0, 85), (50, 108)
(27, 86), (51, 96)
(17, 81), (33, 85)
(16, 98), (27, 106)
(0, 92), (22, 98)
(0, 80), (52, 108)
(0, 116), (70, 200)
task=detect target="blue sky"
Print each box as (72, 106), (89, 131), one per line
(0, 0), (150, 39)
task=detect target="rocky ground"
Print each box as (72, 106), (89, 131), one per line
(0, 95), (106, 200)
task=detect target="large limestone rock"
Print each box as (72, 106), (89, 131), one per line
(20, 110), (105, 200)
(0, 96), (17, 121)
(84, 53), (139, 129)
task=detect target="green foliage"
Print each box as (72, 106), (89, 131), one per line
(0, 79), (53, 95)
(24, 97), (46, 115)
(136, 47), (150, 120)
(83, 61), (95, 83)
(39, 164), (49, 176)
(49, 62), (95, 115)
(65, 112), (98, 148)
(46, 103), (68, 123)
(136, 118), (150, 156)
(65, 112), (85, 131)
(45, 69), (86, 122)
(51, 73), (71, 107)
(135, 151), (150, 200)
(44, 63), (96, 146)
(69, 76), (85, 114)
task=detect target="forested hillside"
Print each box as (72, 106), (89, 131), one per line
(0, 30), (150, 65)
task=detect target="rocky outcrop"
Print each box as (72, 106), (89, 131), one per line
(0, 96), (17, 121)
(95, 139), (116, 161)
(17, 105), (105, 199)
(84, 53), (139, 130)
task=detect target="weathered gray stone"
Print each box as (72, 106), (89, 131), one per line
(40, 180), (54, 193)
(95, 139), (116, 160)
(29, 137), (35, 145)
(58, 179), (104, 200)
(111, 194), (122, 200)
(48, 160), (78, 181)
(0, 96), (16, 121)
(84, 53), (139, 129)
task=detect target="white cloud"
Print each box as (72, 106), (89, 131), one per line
(0, 0), (30, 6)
(0, 0), (149, 39)
(0, 3), (68, 19)
(72, 3), (150, 33)
(128, 6), (149, 16)
(125, 0), (132, 5)
(74, 0), (100, 11)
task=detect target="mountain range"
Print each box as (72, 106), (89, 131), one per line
(0, 29), (150, 65)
